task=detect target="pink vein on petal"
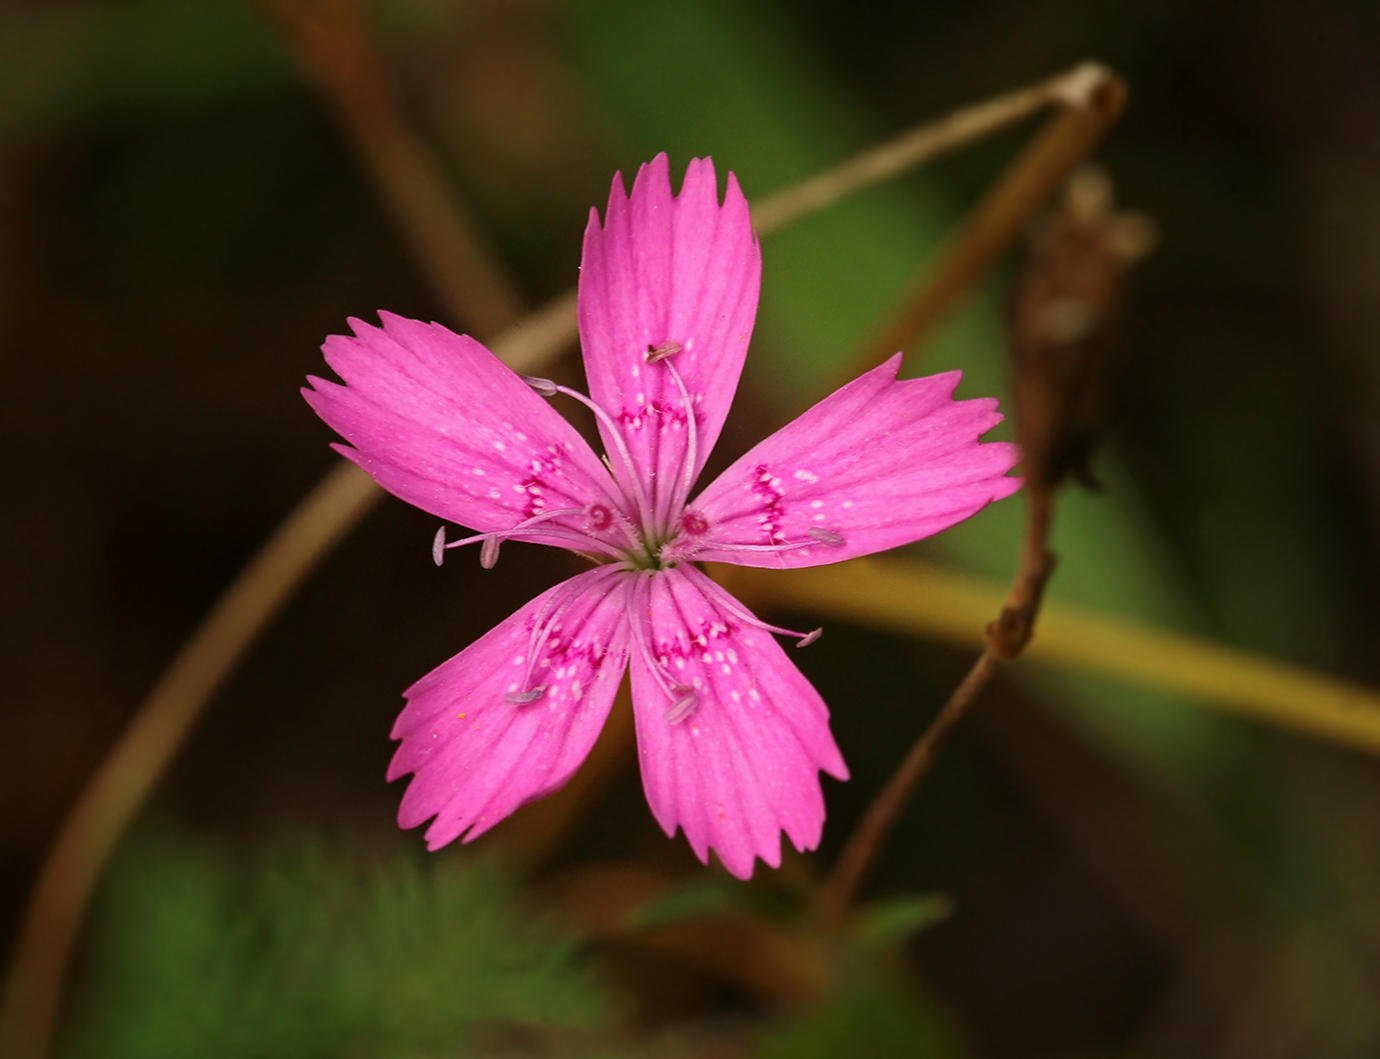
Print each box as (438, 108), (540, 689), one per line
(688, 356), (1022, 568)
(579, 153), (761, 525)
(303, 312), (625, 549)
(388, 564), (632, 849)
(627, 564), (847, 879)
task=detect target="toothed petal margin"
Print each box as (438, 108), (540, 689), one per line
(578, 153), (761, 519)
(304, 312), (624, 549)
(689, 356), (1021, 568)
(627, 565), (847, 879)
(388, 565), (631, 848)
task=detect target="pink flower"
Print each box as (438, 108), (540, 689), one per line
(304, 154), (1020, 878)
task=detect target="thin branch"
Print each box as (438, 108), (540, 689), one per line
(752, 62), (1114, 234)
(260, 0), (526, 336)
(0, 462), (381, 1059)
(0, 285), (587, 1059)
(810, 484), (1057, 930)
(715, 554), (1380, 755)
(828, 68), (1127, 391)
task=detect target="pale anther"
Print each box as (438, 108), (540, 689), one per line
(664, 685), (698, 724)
(795, 627), (823, 648)
(432, 526), (447, 567)
(808, 527), (846, 546)
(645, 341), (683, 364)
(480, 533), (502, 569)
(520, 374), (559, 397)
(504, 686), (546, 705)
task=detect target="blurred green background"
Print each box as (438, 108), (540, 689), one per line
(4, 0), (1380, 1055)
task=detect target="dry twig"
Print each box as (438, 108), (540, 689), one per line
(811, 166), (1150, 929)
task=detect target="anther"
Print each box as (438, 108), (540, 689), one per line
(480, 533), (502, 569)
(504, 686), (546, 705)
(664, 685), (698, 724)
(807, 527), (846, 546)
(520, 375), (559, 397)
(646, 341), (683, 364)
(432, 526), (448, 567)
(795, 628), (823, 648)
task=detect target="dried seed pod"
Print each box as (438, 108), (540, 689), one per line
(1009, 165), (1156, 490)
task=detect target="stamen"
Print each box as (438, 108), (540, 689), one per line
(521, 374), (559, 397)
(706, 539), (817, 554)
(514, 582), (577, 697)
(480, 533), (501, 569)
(807, 527), (846, 546)
(645, 341), (683, 364)
(630, 573), (704, 722)
(441, 507), (618, 564)
(504, 686), (546, 705)
(552, 384), (653, 530)
(432, 526), (448, 567)
(661, 358), (699, 525)
(664, 685), (698, 724)
(698, 579), (820, 644)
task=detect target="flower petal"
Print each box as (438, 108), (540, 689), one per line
(304, 312), (627, 554)
(578, 153), (761, 527)
(627, 565), (847, 879)
(686, 356), (1021, 568)
(388, 565), (632, 849)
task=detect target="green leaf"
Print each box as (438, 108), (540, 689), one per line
(754, 971), (967, 1059)
(61, 826), (610, 1059)
(851, 894), (953, 951)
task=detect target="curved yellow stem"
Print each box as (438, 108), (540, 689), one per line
(711, 558), (1380, 753)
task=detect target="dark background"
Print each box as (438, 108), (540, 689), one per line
(4, 1), (1380, 1055)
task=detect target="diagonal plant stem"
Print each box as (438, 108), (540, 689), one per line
(0, 463), (381, 1059)
(0, 57), (1133, 1059)
(259, 0), (525, 337)
(810, 484), (1057, 930)
(1, 4), (534, 1057)
(805, 69), (1126, 927)
(826, 66), (1127, 392)
(752, 61), (1115, 234)
(713, 556), (1380, 756)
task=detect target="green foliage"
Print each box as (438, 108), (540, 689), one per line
(619, 876), (743, 931)
(0, 0), (291, 146)
(754, 971), (966, 1059)
(851, 894), (953, 952)
(61, 829), (610, 1059)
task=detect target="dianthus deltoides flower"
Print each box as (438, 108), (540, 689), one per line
(304, 154), (1020, 878)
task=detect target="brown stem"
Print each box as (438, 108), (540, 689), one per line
(260, 0), (526, 336)
(812, 648), (1004, 931)
(827, 68), (1127, 392)
(811, 485), (1057, 930)
(752, 62), (1114, 235)
(807, 72), (1123, 932)
(0, 462), (382, 1059)
(0, 281), (591, 1059)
